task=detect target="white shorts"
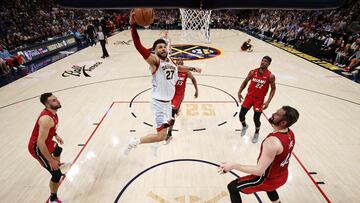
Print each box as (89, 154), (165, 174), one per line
(151, 98), (172, 132)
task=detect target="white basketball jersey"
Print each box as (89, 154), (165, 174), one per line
(152, 58), (178, 101)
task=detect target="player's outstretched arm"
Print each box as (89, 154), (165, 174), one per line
(188, 72), (199, 98)
(218, 137), (281, 176)
(177, 65), (202, 73)
(129, 10), (158, 72)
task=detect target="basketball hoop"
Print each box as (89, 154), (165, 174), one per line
(179, 9), (212, 43)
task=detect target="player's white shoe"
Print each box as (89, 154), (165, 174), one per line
(124, 138), (139, 155)
(163, 135), (173, 145)
(252, 132), (260, 143)
(241, 124), (248, 136)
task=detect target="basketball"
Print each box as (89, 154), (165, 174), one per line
(134, 8), (155, 27)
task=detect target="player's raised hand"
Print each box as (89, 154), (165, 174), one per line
(129, 9), (135, 25)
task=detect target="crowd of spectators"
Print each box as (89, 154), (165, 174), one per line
(239, 0), (360, 75)
(0, 0), (129, 51)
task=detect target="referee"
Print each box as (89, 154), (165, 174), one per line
(97, 26), (109, 58)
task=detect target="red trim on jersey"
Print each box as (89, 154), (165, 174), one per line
(156, 119), (173, 132)
(152, 59), (160, 75)
(131, 24), (151, 59)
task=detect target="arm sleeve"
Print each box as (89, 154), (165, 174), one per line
(131, 24), (151, 59)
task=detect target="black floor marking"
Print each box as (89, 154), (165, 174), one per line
(130, 84), (239, 130)
(309, 172), (318, 175)
(129, 88), (152, 108)
(93, 123), (99, 125)
(143, 122), (153, 127)
(114, 159), (263, 203)
(193, 128), (206, 131)
(172, 129), (179, 131)
(316, 182), (325, 184)
(77, 144), (85, 146)
(235, 129), (241, 131)
(130, 130), (136, 132)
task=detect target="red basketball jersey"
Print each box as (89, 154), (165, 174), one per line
(28, 109), (58, 154)
(175, 72), (188, 96)
(258, 130), (295, 180)
(247, 68), (272, 98)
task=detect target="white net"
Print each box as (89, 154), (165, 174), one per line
(179, 9), (212, 43)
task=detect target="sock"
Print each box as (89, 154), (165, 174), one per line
(135, 138), (141, 145)
(50, 193), (57, 201)
(241, 121), (247, 127)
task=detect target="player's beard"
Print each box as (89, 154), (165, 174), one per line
(157, 51), (167, 60)
(268, 116), (281, 126)
(50, 104), (62, 110)
(260, 64), (267, 69)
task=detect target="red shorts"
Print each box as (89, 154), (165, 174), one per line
(171, 93), (184, 110)
(237, 175), (287, 194)
(241, 94), (264, 112)
(28, 140), (56, 160)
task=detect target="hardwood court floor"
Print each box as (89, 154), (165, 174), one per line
(0, 29), (359, 203)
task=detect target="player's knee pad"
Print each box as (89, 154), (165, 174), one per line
(239, 107), (249, 121)
(50, 170), (62, 183)
(267, 190), (279, 202)
(253, 112), (261, 127)
(53, 145), (62, 157)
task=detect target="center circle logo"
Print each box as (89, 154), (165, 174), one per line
(170, 44), (221, 61)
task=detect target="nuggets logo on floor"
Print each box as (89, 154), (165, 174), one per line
(170, 44), (221, 61)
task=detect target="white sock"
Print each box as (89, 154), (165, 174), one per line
(134, 138), (141, 145)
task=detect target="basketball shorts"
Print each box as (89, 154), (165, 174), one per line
(242, 94), (264, 112)
(29, 142), (60, 173)
(151, 98), (173, 132)
(233, 175), (287, 194)
(171, 93), (184, 110)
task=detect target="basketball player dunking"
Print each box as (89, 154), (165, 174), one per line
(124, 11), (201, 154)
(28, 93), (71, 203)
(238, 56), (276, 143)
(164, 59), (199, 144)
(219, 106), (299, 203)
